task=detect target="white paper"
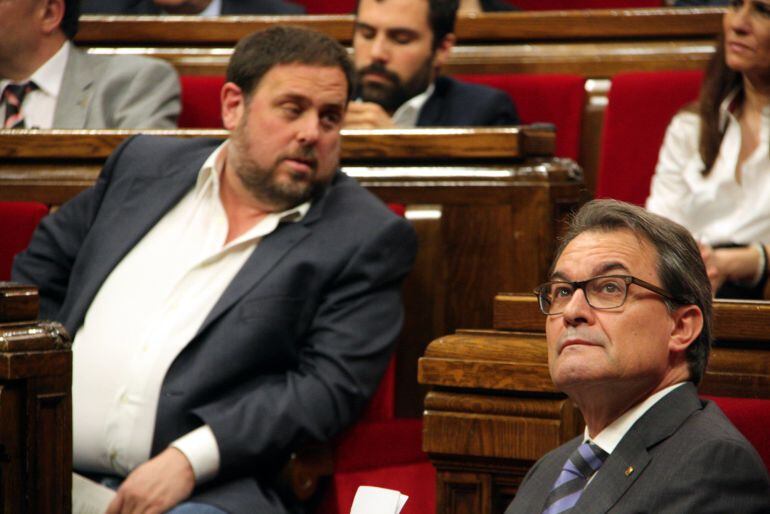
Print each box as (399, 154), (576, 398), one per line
(72, 472), (117, 514)
(350, 485), (409, 514)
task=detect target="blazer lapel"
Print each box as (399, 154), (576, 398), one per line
(53, 47), (98, 129)
(572, 383), (702, 513)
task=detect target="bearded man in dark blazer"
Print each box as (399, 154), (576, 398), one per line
(13, 26), (416, 514)
(506, 200), (770, 514)
(345, 0), (519, 129)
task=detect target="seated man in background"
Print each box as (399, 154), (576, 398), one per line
(0, 0), (179, 129)
(346, 0), (519, 128)
(80, 0), (305, 15)
(506, 200), (770, 513)
(13, 26), (417, 514)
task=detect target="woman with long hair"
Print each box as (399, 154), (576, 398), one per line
(647, 0), (770, 298)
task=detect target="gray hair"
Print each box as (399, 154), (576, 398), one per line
(553, 199), (712, 384)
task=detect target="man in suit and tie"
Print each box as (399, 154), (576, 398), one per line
(345, 0), (519, 129)
(506, 199), (770, 514)
(0, 0), (179, 129)
(13, 26), (416, 514)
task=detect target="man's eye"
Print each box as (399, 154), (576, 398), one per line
(282, 104), (301, 117)
(356, 27), (375, 39)
(320, 112), (342, 129)
(392, 34), (416, 45)
(553, 285), (573, 298)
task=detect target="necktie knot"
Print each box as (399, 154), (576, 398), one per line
(3, 81), (37, 129)
(541, 441), (609, 514)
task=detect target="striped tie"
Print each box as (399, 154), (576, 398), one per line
(2, 82), (37, 129)
(541, 441), (609, 514)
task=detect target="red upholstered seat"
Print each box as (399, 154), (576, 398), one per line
(596, 70), (703, 205)
(456, 73), (586, 161)
(292, 0), (355, 14)
(0, 202), (48, 280)
(510, 0), (660, 8)
(702, 396), (770, 471)
(179, 75), (227, 129)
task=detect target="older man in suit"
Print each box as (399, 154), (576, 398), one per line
(0, 0), (179, 129)
(345, 0), (519, 129)
(506, 200), (770, 514)
(13, 26), (416, 514)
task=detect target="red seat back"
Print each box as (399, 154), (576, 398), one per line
(511, 0), (661, 8)
(704, 396), (770, 471)
(456, 73), (586, 160)
(293, 0), (354, 14)
(0, 202), (48, 281)
(179, 75), (227, 129)
(596, 70), (703, 205)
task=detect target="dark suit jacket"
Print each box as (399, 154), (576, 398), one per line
(416, 76), (520, 127)
(12, 135), (416, 513)
(505, 383), (770, 513)
(80, 0), (305, 15)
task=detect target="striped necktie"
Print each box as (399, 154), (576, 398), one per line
(2, 82), (37, 129)
(541, 441), (609, 514)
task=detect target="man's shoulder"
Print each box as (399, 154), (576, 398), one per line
(435, 75), (509, 102)
(71, 49), (176, 78)
(322, 172), (407, 223)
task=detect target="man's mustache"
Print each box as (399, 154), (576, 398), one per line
(357, 62), (401, 86)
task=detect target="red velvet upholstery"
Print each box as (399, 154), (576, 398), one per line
(511, 0), (661, 8)
(456, 73), (586, 160)
(596, 70), (703, 205)
(703, 396), (770, 471)
(293, 0), (355, 14)
(0, 202), (48, 280)
(178, 75), (227, 129)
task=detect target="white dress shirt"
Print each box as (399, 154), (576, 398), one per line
(391, 83), (435, 128)
(646, 91), (770, 245)
(160, 0), (221, 16)
(0, 41), (70, 129)
(587, 383), (686, 457)
(72, 141), (309, 483)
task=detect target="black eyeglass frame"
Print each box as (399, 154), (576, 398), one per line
(533, 274), (680, 316)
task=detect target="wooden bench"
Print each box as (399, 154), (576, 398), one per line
(418, 294), (770, 514)
(0, 284), (72, 514)
(0, 127), (583, 416)
(72, 8), (724, 194)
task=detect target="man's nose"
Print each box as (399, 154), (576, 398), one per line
(561, 288), (594, 326)
(370, 33), (390, 62)
(296, 113), (320, 145)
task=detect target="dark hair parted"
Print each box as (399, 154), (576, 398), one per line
(553, 199), (713, 385)
(696, 33), (743, 175)
(355, 0), (458, 50)
(62, 0), (80, 39)
(226, 26), (355, 103)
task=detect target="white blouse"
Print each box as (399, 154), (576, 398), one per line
(646, 94), (770, 245)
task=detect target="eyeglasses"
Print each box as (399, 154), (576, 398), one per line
(727, 0), (770, 20)
(533, 274), (678, 316)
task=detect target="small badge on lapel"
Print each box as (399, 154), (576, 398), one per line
(624, 466), (634, 477)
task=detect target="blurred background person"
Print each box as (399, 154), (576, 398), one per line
(0, 0), (179, 129)
(647, 0), (770, 298)
(80, 0), (304, 15)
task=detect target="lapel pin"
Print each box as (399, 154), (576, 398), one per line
(624, 466), (634, 477)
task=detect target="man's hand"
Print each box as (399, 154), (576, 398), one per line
(105, 447), (195, 514)
(344, 101), (395, 129)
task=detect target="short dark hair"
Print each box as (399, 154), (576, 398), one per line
(355, 0), (458, 50)
(553, 199), (712, 385)
(226, 26), (355, 103)
(62, 0), (80, 40)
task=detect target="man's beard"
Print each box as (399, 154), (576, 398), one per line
(355, 57), (434, 113)
(230, 128), (329, 212)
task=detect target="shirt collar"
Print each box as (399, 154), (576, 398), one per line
(197, 0), (221, 16)
(1, 41), (69, 99)
(586, 382), (687, 455)
(718, 87), (770, 130)
(195, 141), (311, 224)
(391, 82), (436, 128)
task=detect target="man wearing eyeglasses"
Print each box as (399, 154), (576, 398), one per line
(505, 199), (770, 514)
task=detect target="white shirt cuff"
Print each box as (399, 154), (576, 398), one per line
(170, 425), (220, 484)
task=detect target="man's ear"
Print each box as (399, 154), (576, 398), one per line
(40, 0), (65, 35)
(432, 33), (456, 69)
(221, 82), (245, 131)
(668, 304), (704, 354)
